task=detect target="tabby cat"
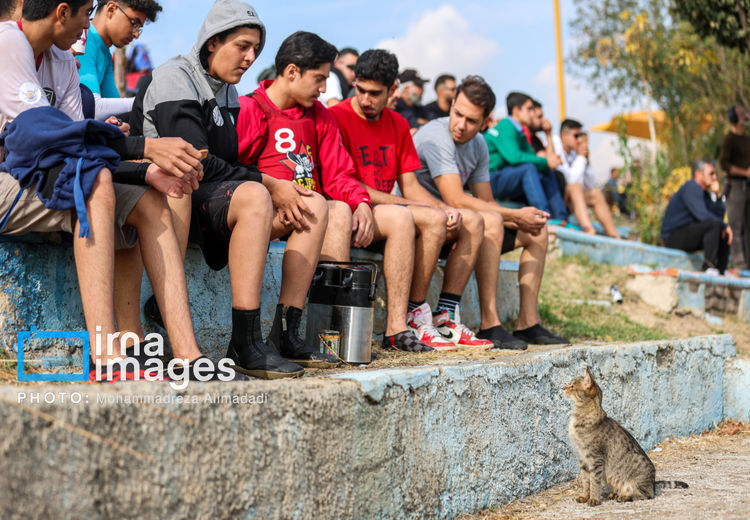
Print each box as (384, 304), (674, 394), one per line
(564, 368), (688, 506)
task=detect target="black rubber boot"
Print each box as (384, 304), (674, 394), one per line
(226, 308), (304, 379)
(268, 305), (341, 369)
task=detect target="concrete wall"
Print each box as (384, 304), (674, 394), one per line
(0, 335), (735, 520)
(556, 227), (703, 270)
(0, 240), (520, 362)
(725, 358), (750, 422)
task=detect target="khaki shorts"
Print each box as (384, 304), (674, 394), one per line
(0, 171), (146, 250)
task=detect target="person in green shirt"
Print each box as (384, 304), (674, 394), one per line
(484, 91), (568, 220)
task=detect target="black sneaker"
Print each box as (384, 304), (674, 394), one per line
(476, 325), (528, 350)
(382, 330), (435, 352)
(227, 308), (305, 379)
(143, 294), (164, 330)
(268, 305), (341, 369)
(513, 324), (569, 345)
(171, 356), (252, 382)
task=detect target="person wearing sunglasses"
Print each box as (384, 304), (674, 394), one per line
(77, 0), (161, 120)
(318, 46), (358, 107)
(553, 119), (619, 238)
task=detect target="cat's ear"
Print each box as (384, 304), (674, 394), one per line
(584, 367), (594, 388)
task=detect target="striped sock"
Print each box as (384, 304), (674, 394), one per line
(408, 300), (425, 312)
(436, 293), (461, 314)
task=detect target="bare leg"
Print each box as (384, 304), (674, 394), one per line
(125, 189), (202, 361)
(514, 227), (548, 330)
(565, 183), (595, 233)
(226, 182), (274, 310)
(167, 195), (192, 257)
(586, 188), (619, 238)
(320, 200), (353, 262)
(270, 192), (329, 308)
(113, 245), (144, 338)
(441, 208), (484, 295)
(371, 205), (416, 336)
(475, 211), (505, 330)
(407, 205), (447, 302)
(74, 169), (120, 363)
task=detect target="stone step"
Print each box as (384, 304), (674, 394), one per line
(0, 335), (739, 519)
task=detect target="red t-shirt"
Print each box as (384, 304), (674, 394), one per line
(236, 80), (370, 212)
(330, 98), (422, 194)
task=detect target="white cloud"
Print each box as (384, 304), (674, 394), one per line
(375, 5), (500, 95)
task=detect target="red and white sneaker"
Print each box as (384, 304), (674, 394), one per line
(407, 303), (457, 351)
(433, 306), (494, 350)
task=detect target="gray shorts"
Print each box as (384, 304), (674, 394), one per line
(0, 171), (146, 250)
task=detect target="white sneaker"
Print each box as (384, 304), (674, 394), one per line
(433, 305), (494, 350)
(406, 303), (457, 351)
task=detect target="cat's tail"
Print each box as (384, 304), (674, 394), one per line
(656, 480), (689, 489)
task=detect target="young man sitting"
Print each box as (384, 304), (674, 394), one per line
(553, 119), (619, 237)
(484, 92), (568, 220)
(1, 0), (238, 382)
(77, 0), (162, 120)
(237, 33), (433, 353)
(412, 77), (569, 348)
(330, 49), (492, 350)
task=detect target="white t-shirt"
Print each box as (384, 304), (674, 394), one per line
(0, 21), (83, 136)
(552, 134), (595, 190)
(318, 74), (343, 107)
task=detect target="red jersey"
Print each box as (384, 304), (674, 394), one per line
(237, 80), (370, 212)
(330, 99), (422, 194)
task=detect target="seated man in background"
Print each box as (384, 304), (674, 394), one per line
(331, 49), (492, 350)
(424, 74), (456, 121)
(317, 46), (357, 107)
(553, 120), (619, 238)
(238, 32), (433, 353)
(484, 91), (568, 220)
(394, 69), (430, 132)
(412, 76), (568, 348)
(662, 158), (731, 275)
(77, 0), (162, 120)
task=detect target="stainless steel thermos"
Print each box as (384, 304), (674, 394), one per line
(305, 262), (378, 364)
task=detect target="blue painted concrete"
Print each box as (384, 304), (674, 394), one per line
(1, 237), (521, 362)
(725, 358), (750, 421)
(556, 227), (703, 270)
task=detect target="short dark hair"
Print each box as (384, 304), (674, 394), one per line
(23, 0), (90, 21)
(692, 158), (716, 177)
(96, 0), (163, 22)
(560, 118), (583, 134)
(354, 49), (399, 88)
(199, 24), (262, 70)
(506, 91), (533, 116)
(434, 74), (456, 92)
(0, 0), (17, 19)
(338, 47), (359, 59)
(275, 31), (338, 76)
(456, 75), (496, 118)
(532, 99), (542, 109)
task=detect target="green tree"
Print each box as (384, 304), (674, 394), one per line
(674, 0), (750, 54)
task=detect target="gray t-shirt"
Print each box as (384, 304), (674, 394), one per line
(408, 117), (490, 200)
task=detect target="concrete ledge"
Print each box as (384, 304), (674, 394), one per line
(555, 227), (703, 270)
(725, 358), (750, 421)
(0, 239), (520, 362)
(0, 335), (736, 519)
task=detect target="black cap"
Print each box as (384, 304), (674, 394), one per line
(398, 69), (429, 87)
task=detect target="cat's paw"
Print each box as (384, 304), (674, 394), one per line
(587, 498), (601, 507)
(616, 495), (633, 502)
(576, 495), (589, 503)
(608, 492), (617, 500)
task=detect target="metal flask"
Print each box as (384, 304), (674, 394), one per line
(305, 262), (378, 364)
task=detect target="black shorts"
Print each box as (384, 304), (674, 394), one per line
(190, 180), (245, 270)
(438, 227), (518, 259)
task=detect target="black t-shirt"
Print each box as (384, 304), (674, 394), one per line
(424, 100), (449, 121)
(395, 98), (429, 129)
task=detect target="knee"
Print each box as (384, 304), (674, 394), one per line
(327, 200), (352, 230)
(379, 205), (415, 239)
(482, 212), (505, 242)
(420, 207), (447, 241)
(520, 163), (539, 178)
(590, 188), (606, 205)
(462, 209), (484, 236)
(306, 191), (329, 224)
(91, 168), (115, 204)
(233, 182), (273, 220)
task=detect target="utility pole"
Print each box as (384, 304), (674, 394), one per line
(554, 0), (566, 122)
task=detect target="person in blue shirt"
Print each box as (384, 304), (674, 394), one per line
(662, 158), (732, 274)
(77, 0), (162, 120)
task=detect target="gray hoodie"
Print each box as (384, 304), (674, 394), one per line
(132, 0), (265, 184)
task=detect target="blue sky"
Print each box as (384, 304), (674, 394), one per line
(136, 0), (640, 179)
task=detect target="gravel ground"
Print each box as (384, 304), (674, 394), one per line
(463, 421), (750, 520)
